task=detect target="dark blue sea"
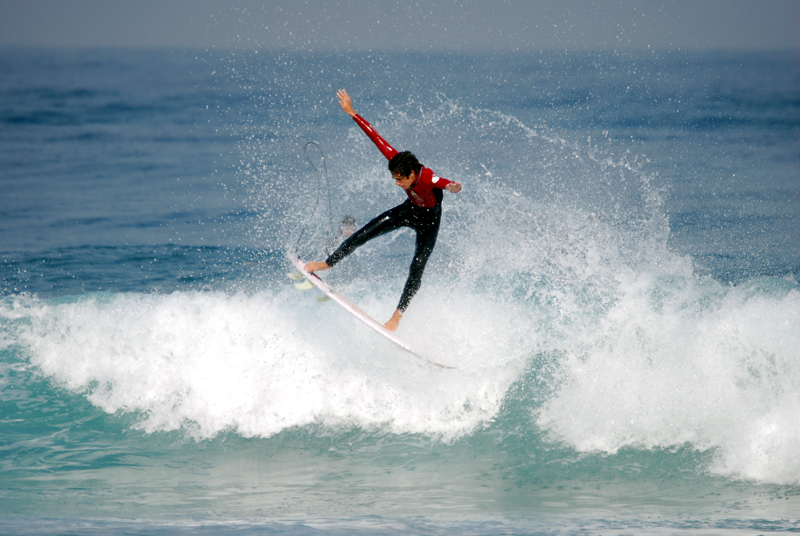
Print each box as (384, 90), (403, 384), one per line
(1, 47), (799, 535)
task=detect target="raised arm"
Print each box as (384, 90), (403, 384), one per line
(337, 89), (398, 161)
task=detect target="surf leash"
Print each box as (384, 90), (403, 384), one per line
(294, 141), (334, 259)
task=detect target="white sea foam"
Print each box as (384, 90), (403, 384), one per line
(9, 256), (798, 486)
(536, 271), (800, 485)
(5, 286), (522, 442)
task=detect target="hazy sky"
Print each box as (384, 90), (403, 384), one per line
(1, 0), (798, 51)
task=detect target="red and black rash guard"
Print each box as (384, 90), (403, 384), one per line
(353, 114), (453, 208)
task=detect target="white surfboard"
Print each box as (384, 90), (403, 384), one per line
(291, 256), (454, 369)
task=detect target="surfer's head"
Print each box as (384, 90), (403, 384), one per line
(389, 151), (422, 181)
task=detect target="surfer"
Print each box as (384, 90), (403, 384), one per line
(305, 89), (462, 332)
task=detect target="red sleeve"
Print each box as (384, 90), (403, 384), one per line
(353, 114), (398, 161)
(429, 172), (453, 189)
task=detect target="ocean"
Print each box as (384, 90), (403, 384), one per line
(1, 47), (798, 534)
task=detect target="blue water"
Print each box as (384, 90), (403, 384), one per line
(1, 47), (799, 535)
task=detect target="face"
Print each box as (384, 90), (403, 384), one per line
(392, 171), (416, 190)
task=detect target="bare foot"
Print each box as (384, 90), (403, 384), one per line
(305, 261), (330, 272)
(383, 309), (403, 331)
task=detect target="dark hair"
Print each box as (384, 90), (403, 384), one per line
(388, 151), (422, 178)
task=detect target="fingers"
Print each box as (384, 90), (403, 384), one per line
(337, 89), (357, 117)
(337, 89), (350, 107)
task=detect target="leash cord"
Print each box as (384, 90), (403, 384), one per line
(294, 141), (333, 258)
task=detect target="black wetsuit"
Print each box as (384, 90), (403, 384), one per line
(326, 196), (441, 312)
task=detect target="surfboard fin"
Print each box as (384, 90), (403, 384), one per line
(294, 279), (314, 290)
(288, 271), (305, 281)
(315, 295), (331, 303)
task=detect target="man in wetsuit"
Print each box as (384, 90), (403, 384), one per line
(305, 89), (462, 332)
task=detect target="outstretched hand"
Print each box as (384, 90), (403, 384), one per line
(446, 181), (462, 193)
(337, 89), (357, 118)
